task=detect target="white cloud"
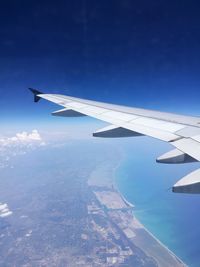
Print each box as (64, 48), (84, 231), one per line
(16, 129), (41, 141)
(0, 211), (13, 218)
(0, 204), (8, 211)
(25, 230), (32, 237)
(0, 130), (42, 146)
(0, 203), (12, 218)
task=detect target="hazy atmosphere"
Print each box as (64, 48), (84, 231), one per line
(1, 1), (200, 267)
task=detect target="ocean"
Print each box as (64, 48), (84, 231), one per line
(115, 138), (200, 267)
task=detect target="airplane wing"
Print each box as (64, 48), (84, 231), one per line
(29, 88), (200, 194)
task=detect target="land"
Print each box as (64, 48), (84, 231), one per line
(0, 141), (187, 266)
(87, 187), (186, 266)
(87, 160), (186, 267)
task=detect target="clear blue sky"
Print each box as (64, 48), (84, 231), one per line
(1, 0), (200, 125)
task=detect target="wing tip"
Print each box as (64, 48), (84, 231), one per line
(28, 88), (43, 103)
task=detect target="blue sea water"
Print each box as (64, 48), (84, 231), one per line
(116, 138), (200, 267)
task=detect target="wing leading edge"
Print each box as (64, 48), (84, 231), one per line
(29, 88), (200, 194)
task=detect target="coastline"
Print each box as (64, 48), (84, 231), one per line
(114, 183), (186, 266)
(113, 157), (187, 267)
(88, 151), (187, 267)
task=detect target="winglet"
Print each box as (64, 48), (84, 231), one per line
(29, 88), (43, 103)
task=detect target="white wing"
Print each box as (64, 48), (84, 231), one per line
(29, 88), (200, 194)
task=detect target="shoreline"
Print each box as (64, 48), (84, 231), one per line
(112, 155), (187, 266)
(114, 184), (186, 266)
(88, 147), (187, 266)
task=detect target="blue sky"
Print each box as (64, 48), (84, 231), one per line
(1, 1), (200, 126)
